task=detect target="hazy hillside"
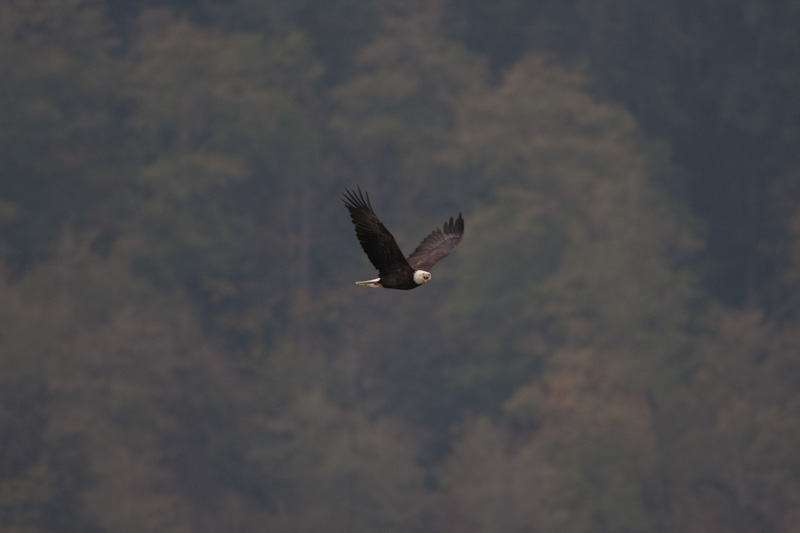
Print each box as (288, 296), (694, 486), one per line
(1, 1), (799, 531)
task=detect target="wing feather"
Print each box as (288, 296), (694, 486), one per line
(407, 212), (464, 271)
(342, 187), (410, 275)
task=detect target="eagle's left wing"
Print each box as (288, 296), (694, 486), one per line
(406, 213), (464, 271)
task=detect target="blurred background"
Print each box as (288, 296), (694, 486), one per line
(2, 0), (799, 531)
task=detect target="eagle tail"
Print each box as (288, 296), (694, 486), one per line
(355, 278), (382, 287)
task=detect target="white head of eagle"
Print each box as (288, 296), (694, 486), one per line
(343, 187), (464, 291)
(413, 270), (432, 285)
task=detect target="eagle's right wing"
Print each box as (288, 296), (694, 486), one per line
(342, 187), (410, 275)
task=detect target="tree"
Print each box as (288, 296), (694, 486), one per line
(450, 0), (800, 306)
(667, 307), (800, 532)
(329, 0), (485, 208)
(439, 54), (700, 409)
(0, 0), (126, 272)
(433, 54), (702, 531)
(249, 391), (433, 533)
(118, 10), (335, 352)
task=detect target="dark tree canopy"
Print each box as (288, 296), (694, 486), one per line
(1, 1), (798, 531)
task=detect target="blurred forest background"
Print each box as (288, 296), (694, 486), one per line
(2, 0), (800, 531)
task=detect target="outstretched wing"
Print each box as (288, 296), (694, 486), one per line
(407, 213), (464, 271)
(342, 187), (410, 275)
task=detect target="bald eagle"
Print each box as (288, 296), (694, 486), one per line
(342, 187), (464, 290)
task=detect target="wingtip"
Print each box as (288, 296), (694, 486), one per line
(443, 212), (464, 236)
(342, 185), (372, 211)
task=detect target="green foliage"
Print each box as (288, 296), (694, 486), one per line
(330, 0), (485, 207)
(667, 308), (800, 532)
(249, 392), (432, 532)
(439, 55), (700, 412)
(0, 0), (125, 269)
(0, 1), (799, 532)
(452, 0), (800, 306)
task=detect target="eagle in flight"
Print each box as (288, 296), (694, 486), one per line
(342, 187), (464, 290)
